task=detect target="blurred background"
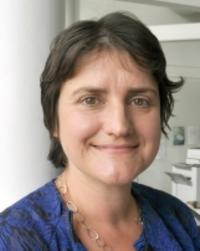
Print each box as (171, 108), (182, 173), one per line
(1, 0), (200, 211)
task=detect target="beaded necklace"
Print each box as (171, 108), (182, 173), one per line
(56, 176), (143, 251)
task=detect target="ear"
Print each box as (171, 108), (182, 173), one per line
(53, 127), (58, 138)
(53, 119), (59, 137)
(52, 123), (59, 138)
(53, 131), (58, 138)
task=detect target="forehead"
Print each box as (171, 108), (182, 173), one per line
(73, 48), (149, 77)
(62, 48), (158, 94)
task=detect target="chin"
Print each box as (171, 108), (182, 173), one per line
(98, 171), (138, 187)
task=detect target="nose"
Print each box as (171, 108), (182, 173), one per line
(103, 103), (133, 137)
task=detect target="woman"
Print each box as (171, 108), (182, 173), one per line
(0, 12), (199, 251)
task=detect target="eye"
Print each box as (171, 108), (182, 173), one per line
(81, 96), (100, 106)
(130, 97), (150, 107)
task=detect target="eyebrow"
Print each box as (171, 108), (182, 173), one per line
(126, 88), (159, 97)
(71, 86), (159, 97)
(71, 87), (107, 97)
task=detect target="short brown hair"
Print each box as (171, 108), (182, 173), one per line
(40, 12), (183, 168)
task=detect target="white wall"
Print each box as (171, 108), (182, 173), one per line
(0, 0), (65, 211)
(163, 41), (200, 163)
(65, 0), (80, 26)
(79, 0), (188, 24)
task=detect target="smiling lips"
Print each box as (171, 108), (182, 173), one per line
(92, 144), (139, 153)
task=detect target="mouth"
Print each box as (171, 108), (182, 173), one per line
(91, 144), (139, 153)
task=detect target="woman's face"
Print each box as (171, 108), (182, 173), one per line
(55, 50), (161, 186)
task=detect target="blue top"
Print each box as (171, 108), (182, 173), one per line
(0, 180), (199, 251)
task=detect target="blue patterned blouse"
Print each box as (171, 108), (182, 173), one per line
(0, 180), (200, 251)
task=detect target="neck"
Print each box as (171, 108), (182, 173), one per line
(58, 168), (139, 225)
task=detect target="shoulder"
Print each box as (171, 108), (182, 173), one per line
(132, 182), (194, 217)
(0, 180), (63, 250)
(0, 180), (61, 223)
(132, 182), (186, 208)
(132, 182), (200, 249)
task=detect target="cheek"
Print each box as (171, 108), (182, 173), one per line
(136, 111), (161, 144)
(136, 112), (161, 168)
(59, 111), (100, 145)
(146, 114), (161, 151)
